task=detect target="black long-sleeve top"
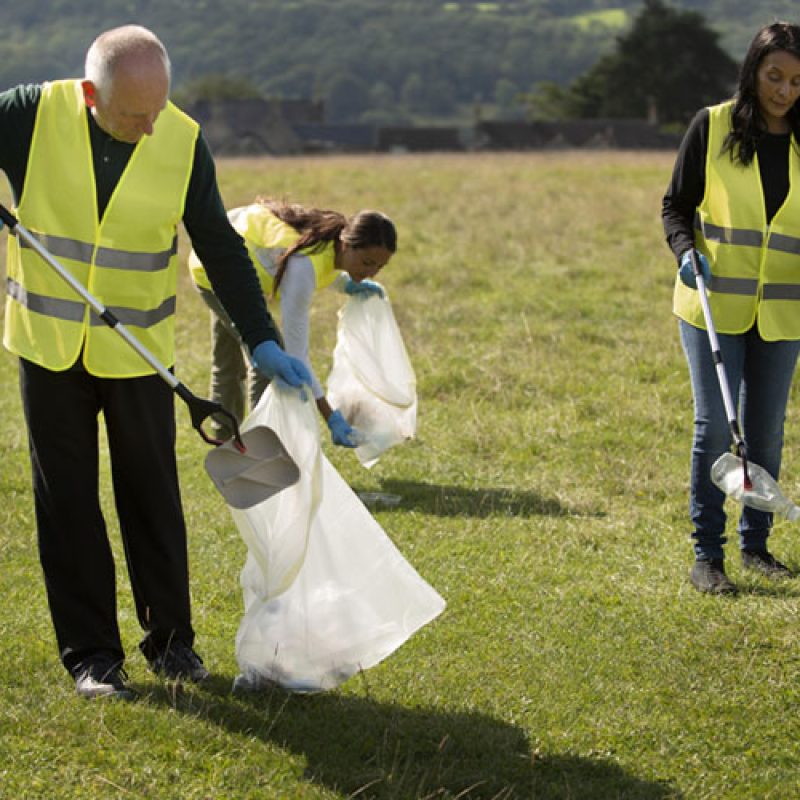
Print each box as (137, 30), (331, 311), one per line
(0, 83), (280, 352)
(661, 107), (792, 262)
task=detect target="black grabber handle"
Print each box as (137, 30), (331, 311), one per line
(173, 385), (245, 451)
(0, 201), (244, 452)
(0, 203), (18, 229)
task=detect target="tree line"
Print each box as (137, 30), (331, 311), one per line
(0, 0), (793, 127)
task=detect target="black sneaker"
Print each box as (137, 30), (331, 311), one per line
(148, 640), (210, 682)
(741, 550), (794, 578)
(73, 653), (137, 700)
(690, 559), (737, 595)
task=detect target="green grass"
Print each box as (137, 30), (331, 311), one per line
(570, 9), (628, 31)
(3, 151), (800, 798)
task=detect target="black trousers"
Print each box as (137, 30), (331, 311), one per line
(19, 358), (194, 674)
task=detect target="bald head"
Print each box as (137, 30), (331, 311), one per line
(85, 25), (171, 102)
(82, 25), (171, 143)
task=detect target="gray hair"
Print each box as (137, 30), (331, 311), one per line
(84, 25), (171, 101)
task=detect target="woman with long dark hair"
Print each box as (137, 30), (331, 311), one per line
(662, 21), (800, 594)
(189, 198), (397, 446)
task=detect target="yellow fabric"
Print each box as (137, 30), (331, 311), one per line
(4, 79), (198, 375)
(189, 203), (340, 296)
(673, 100), (800, 340)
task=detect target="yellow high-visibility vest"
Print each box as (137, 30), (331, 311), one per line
(673, 100), (800, 340)
(189, 203), (340, 296)
(3, 79), (198, 376)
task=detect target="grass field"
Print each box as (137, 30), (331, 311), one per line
(3, 151), (800, 799)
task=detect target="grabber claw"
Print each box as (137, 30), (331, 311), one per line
(175, 384), (245, 451)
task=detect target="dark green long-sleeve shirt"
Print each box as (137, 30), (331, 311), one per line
(0, 82), (280, 352)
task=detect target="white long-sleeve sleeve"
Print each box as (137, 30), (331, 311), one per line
(274, 254), (325, 399)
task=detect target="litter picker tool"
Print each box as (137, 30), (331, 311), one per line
(690, 249), (800, 518)
(689, 248), (752, 490)
(0, 203), (299, 508)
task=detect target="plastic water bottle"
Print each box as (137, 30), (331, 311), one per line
(711, 452), (800, 521)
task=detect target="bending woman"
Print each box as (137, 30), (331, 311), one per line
(189, 198), (397, 446)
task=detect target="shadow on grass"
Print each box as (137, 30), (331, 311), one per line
(352, 479), (603, 519)
(146, 682), (678, 799)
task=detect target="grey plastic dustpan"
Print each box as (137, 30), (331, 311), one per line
(204, 426), (300, 509)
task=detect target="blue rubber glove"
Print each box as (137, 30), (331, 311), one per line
(327, 409), (359, 448)
(251, 340), (311, 388)
(679, 250), (711, 289)
(344, 276), (384, 299)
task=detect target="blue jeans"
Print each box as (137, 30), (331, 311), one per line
(679, 320), (800, 561)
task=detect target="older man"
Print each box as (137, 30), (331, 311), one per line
(0, 25), (310, 699)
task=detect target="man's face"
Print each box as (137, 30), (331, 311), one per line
(82, 61), (169, 144)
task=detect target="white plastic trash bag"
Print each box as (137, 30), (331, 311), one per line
(327, 294), (417, 468)
(231, 384), (445, 692)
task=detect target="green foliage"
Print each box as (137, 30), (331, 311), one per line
(567, 0), (739, 123)
(173, 74), (263, 106)
(4, 151), (800, 798)
(523, 80), (580, 120)
(0, 1), (785, 124)
(570, 7), (629, 30)
(0, 0), (739, 124)
(321, 73), (372, 123)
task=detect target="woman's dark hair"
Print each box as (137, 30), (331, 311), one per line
(723, 21), (800, 165)
(256, 198), (397, 295)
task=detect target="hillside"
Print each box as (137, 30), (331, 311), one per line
(0, 0), (796, 123)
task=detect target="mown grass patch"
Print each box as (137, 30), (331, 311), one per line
(3, 151), (800, 799)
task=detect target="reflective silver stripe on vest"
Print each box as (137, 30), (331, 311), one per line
(88, 295), (176, 327)
(763, 284), (800, 301)
(21, 231), (178, 271)
(7, 276), (176, 327)
(95, 237), (178, 271)
(695, 215), (763, 247)
(6, 277), (86, 321)
(709, 276), (758, 296)
(20, 233), (95, 264)
(696, 215), (800, 256)
(768, 232), (800, 256)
